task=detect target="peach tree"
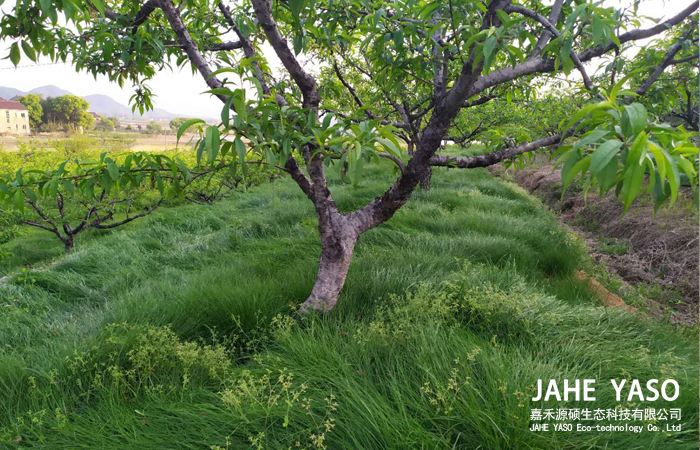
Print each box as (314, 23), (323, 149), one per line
(1, 0), (698, 311)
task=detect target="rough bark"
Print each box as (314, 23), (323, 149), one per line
(419, 166), (432, 191)
(299, 211), (358, 312)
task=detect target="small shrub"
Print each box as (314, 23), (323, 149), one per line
(597, 237), (631, 255)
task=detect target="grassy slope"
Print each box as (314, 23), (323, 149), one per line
(0, 162), (697, 449)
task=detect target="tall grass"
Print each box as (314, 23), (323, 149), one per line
(0, 161), (696, 449)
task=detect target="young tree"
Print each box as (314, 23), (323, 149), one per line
(169, 117), (194, 131)
(95, 116), (116, 131)
(2, 153), (172, 252)
(18, 93), (43, 130)
(146, 121), (162, 134)
(41, 95), (94, 130)
(1, 0), (698, 311)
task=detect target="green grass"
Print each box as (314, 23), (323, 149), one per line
(597, 238), (631, 256)
(0, 161), (697, 449)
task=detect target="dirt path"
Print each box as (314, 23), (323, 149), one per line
(491, 164), (698, 325)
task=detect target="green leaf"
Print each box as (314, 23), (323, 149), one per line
(106, 161), (119, 181)
(596, 154), (619, 193)
(465, 30), (489, 49)
(196, 139), (205, 167)
(590, 139), (622, 175)
(377, 138), (400, 158)
(560, 149), (581, 191)
(608, 70), (640, 101)
(13, 189), (24, 211)
(661, 149), (681, 206)
(563, 101), (612, 131)
(621, 157), (646, 214)
(177, 118), (205, 143)
(205, 126), (220, 163)
(293, 34), (304, 55)
(647, 141), (667, 182)
(483, 36), (497, 70)
(235, 137), (247, 176)
(289, 0), (305, 19)
(203, 88), (235, 97)
(676, 156), (697, 182)
(419, 3), (440, 20)
(393, 30), (403, 52)
(208, 67), (239, 78)
(265, 148), (277, 166)
(620, 103), (647, 139)
(221, 97), (232, 127)
(9, 43), (20, 67)
(651, 173), (669, 215)
(246, 76), (264, 98)
(620, 132), (649, 213)
(574, 129), (609, 151)
(177, 159), (192, 183)
(91, 0), (105, 16)
(563, 155), (591, 188)
(232, 91), (247, 121)
(627, 131), (648, 167)
(21, 41), (36, 62)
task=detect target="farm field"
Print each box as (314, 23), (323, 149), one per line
(0, 132), (198, 153)
(0, 155), (697, 449)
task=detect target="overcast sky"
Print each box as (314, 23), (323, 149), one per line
(0, 0), (690, 119)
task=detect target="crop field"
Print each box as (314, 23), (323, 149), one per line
(0, 132), (198, 154)
(0, 147), (697, 449)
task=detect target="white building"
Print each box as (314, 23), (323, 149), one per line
(0, 97), (30, 135)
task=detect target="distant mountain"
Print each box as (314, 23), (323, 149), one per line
(81, 94), (133, 117)
(81, 94), (180, 120)
(0, 87), (24, 100)
(29, 85), (73, 97)
(0, 85), (184, 120)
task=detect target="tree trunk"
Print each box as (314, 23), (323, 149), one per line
(63, 236), (74, 253)
(419, 165), (432, 191)
(299, 214), (358, 313)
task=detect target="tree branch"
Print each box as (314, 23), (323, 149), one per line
(204, 40), (244, 51)
(669, 53), (699, 65)
(505, 4), (593, 90)
(530, 0), (565, 58)
(92, 200), (163, 230)
(469, 2), (698, 97)
(332, 59), (372, 119)
(429, 128), (574, 168)
(376, 153), (406, 174)
(251, 0), (320, 109)
(635, 24), (697, 97)
(158, 0), (227, 101)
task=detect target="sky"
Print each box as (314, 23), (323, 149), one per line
(0, 0), (691, 119)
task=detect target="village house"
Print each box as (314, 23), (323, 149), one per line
(0, 97), (30, 135)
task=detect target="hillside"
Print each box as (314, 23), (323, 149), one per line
(0, 162), (697, 449)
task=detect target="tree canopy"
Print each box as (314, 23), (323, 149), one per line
(17, 93), (43, 130)
(38, 95), (94, 130)
(1, 0), (698, 311)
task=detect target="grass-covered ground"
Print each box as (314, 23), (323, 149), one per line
(0, 161), (697, 449)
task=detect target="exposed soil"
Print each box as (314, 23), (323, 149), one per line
(491, 164), (698, 325)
